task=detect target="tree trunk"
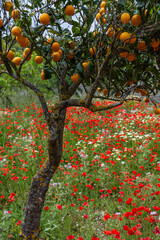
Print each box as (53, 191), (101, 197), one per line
(20, 108), (67, 240)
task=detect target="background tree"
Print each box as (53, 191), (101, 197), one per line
(0, 0), (160, 239)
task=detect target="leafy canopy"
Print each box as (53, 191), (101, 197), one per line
(0, 0), (160, 114)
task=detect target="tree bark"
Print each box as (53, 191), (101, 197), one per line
(20, 108), (67, 240)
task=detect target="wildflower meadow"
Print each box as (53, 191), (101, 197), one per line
(0, 98), (160, 240)
(0, 1), (160, 239)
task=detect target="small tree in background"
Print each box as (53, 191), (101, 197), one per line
(0, 0), (160, 239)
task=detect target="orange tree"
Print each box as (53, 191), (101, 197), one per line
(0, 0), (160, 239)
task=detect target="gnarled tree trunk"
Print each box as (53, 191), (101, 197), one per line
(20, 108), (67, 240)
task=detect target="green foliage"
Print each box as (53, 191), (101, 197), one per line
(0, 0), (160, 103)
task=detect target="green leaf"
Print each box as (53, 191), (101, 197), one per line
(72, 0), (79, 5)
(43, 67), (52, 79)
(118, 0), (126, 6)
(87, 63), (94, 73)
(76, 62), (84, 74)
(72, 26), (80, 36)
(63, 28), (72, 35)
(14, 0), (20, 8)
(48, 29), (60, 36)
(67, 20), (79, 27)
(82, 6), (89, 17)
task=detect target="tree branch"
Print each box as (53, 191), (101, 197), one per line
(0, 31), (2, 53)
(0, 70), (10, 76)
(52, 97), (124, 113)
(68, 77), (84, 97)
(13, 74), (51, 123)
(85, 52), (114, 108)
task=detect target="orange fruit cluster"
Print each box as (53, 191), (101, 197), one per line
(23, 48), (32, 61)
(96, 1), (107, 25)
(89, 47), (96, 56)
(51, 42), (63, 62)
(121, 13), (141, 27)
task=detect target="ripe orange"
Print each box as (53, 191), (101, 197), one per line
(51, 42), (60, 52)
(24, 48), (30, 55)
(150, 38), (160, 48)
(107, 27), (115, 37)
(23, 53), (31, 61)
(128, 79), (133, 86)
(89, 47), (96, 56)
(144, 98), (150, 103)
(12, 9), (21, 20)
(11, 26), (22, 36)
(35, 56), (43, 64)
(93, 31), (99, 37)
(58, 49), (63, 57)
(129, 34), (136, 44)
(120, 32), (130, 43)
(97, 87), (102, 93)
(126, 53), (136, 61)
(121, 13), (130, 24)
(131, 14), (141, 27)
(41, 69), (46, 80)
(96, 13), (101, 21)
(82, 61), (89, 71)
(120, 52), (128, 58)
(65, 5), (75, 16)
(69, 41), (75, 49)
(102, 17), (107, 24)
(99, 8), (106, 15)
(140, 89), (147, 96)
(12, 57), (22, 66)
(0, 19), (3, 28)
(135, 89), (140, 93)
(153, 46), (159, 52)
(116, 28), (122, 38)
(144, 9), (148, 16)
(16, 35), (28, 48)
(71, 73), (79, 82)
(103, 89), (108, 95)
(47, 38), (53, 44)
(67, 51), (74, 59)
(40, 13), (50, 25)
(18, 37), (29, 48)
(16, 34), (24, 42)
(7, 50), (14, 60)
(137, 41), (146, 51)
(3, 1), (14, 11)
(154, 108), (160, 115)
(100, 1), (106, 8)
(52, 52), (61, 62)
